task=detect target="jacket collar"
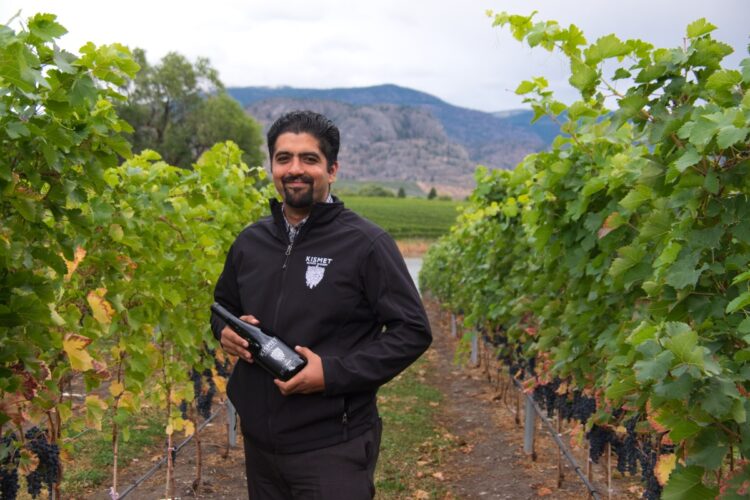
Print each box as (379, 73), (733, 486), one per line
(269, 195), (345, 241)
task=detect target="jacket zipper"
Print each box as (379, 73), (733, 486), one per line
(282, 242), (293, 269)
(269, 240), (293, 447)
(342, 398), (349, 440)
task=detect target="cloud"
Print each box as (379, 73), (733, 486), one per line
(2, 0), (748, 111)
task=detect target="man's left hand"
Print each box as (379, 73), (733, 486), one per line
(274, 346), (325, 396)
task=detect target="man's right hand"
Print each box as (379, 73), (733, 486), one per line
(220, 315), (258, 364)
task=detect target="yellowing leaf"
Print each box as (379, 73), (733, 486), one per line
(64, 246), (86, 280)
(183, 420), (195, 437)
(63, 334), (94, 372)
(414, 490), (430, 500)
(166, 423), (174, 436)
(87, 288), (114, 325)
(213, 374), (227, 394)
(655, 453), (677, 486)
(109, 382), (124, 398)
(85, 395), (108, 431)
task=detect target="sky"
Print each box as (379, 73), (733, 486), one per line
(2, 0), (748, 112)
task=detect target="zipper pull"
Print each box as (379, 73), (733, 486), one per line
(282, 243), (293, 269)
(342, 411), (348, 425)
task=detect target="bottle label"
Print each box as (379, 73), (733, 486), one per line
(260, 338), (282, 359)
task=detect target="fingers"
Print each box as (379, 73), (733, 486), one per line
(274, 346), (324, 396)
(239, 314), (259, 325)
(220, 327), (253, 363)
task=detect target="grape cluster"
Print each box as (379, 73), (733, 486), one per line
(23, 427), (59, 499)
(586, 424), (615, 464)
(191, 369), (217, 420)
(1, 434), (20, 500)
(614, 417), (639, 475)
(532, 378), (561, 418)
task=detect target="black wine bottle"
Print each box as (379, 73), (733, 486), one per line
(211, 302), (307, 381)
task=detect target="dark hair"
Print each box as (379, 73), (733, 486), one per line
(267, 110), (340, 169)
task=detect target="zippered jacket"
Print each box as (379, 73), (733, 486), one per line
(211, 197), (432, 454)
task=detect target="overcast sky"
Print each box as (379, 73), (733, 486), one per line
(2, 1), (748, 112)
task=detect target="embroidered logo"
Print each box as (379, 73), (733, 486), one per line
(305, 256), (333, 289)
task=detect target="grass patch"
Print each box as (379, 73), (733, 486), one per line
(61, 408), (165, 496)
(376, 356), (454, 498)
(340, 196), (463, 239)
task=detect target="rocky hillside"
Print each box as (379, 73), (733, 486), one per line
(231, 85), (557, 195)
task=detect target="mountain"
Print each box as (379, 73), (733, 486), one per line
(228, 84), (558, 195)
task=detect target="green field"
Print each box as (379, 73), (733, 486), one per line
(339, 196), (463, 239)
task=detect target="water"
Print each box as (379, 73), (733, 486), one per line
(404, 257), (423, 294)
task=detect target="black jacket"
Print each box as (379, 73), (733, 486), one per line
(211, 197), (431, 454)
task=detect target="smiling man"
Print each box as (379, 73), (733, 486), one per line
(210, 110), (432, 499)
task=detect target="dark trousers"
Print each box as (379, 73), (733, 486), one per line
(243, 420), (382, 500)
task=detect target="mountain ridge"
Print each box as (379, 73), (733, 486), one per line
(228, 84), (558, 195)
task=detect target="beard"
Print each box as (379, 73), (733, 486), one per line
(282, 174), (315, 208)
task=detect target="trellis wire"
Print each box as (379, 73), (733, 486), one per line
(118, 400), (229, 499)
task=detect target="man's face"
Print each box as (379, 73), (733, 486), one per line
(271, 132), (338, 210)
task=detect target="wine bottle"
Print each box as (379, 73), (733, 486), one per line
(211, 302), (307, 381)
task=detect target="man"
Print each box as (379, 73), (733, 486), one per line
(210, 110), (432, 499)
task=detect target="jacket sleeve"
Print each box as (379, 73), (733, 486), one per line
(211, 243), (243, 341)
(322, 233), (432, 395)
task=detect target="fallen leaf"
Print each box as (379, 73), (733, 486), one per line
(413, 490), (429, 499)
(431, 471), (445, 481)
(537, 486), (553, 496)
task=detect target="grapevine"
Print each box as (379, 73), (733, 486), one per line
(422, 12), (750, 496)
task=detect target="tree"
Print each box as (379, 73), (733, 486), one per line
(119, 49), (264, 168)
(397, 187), (406, 198)
(427, 187), (437, 200)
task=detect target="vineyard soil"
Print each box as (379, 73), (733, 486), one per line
(89, 298), (611, 499)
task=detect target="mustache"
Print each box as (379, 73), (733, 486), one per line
(282, 174), (314, 185)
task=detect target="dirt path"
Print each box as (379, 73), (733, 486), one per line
(422, 300), (589, 500)
(108, 298), (592, 499)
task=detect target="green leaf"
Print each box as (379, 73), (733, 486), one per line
(686, 428), (728, 470)
(662, 465), (717, 499)
(663, 323), (705, 370)
(69, 74), (98, 108)
(673, 147), (701, 173)
(700, 378), (740, 418)
(585, 34), (630, 64)
(581, 176), (606, 196)
(609, 245), (646, 278)
(28, 13), (68, 42)
(705, 69), (742, 92)
(738, 318), (750, 334)
(635, 350), (674, 382)
(569, 59), (598, 93)
(626, 321), (657, 346)
(716, 126), (749, 149)
(726, 291), (750, 314)
(655, 242), (682, 268)
(619, 184), (652, 211)
(703, 169), (719, 194)
(605, 376), (638, 401)
(665, 256), (706, 290)
(686, 18), (717, 39)
(515, 80), (535, 95)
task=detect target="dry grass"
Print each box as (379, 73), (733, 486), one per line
(396, 239), (434, 257)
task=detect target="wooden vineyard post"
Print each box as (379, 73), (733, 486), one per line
(470, 332), (479, 367)
(606, 442), (612, 500)
(451, 313), (457, 338)
(557, 414), (564, 487)
(524, 396), (537, 461)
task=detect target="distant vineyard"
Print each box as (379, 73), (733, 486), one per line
(341, 196), (463, 239)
